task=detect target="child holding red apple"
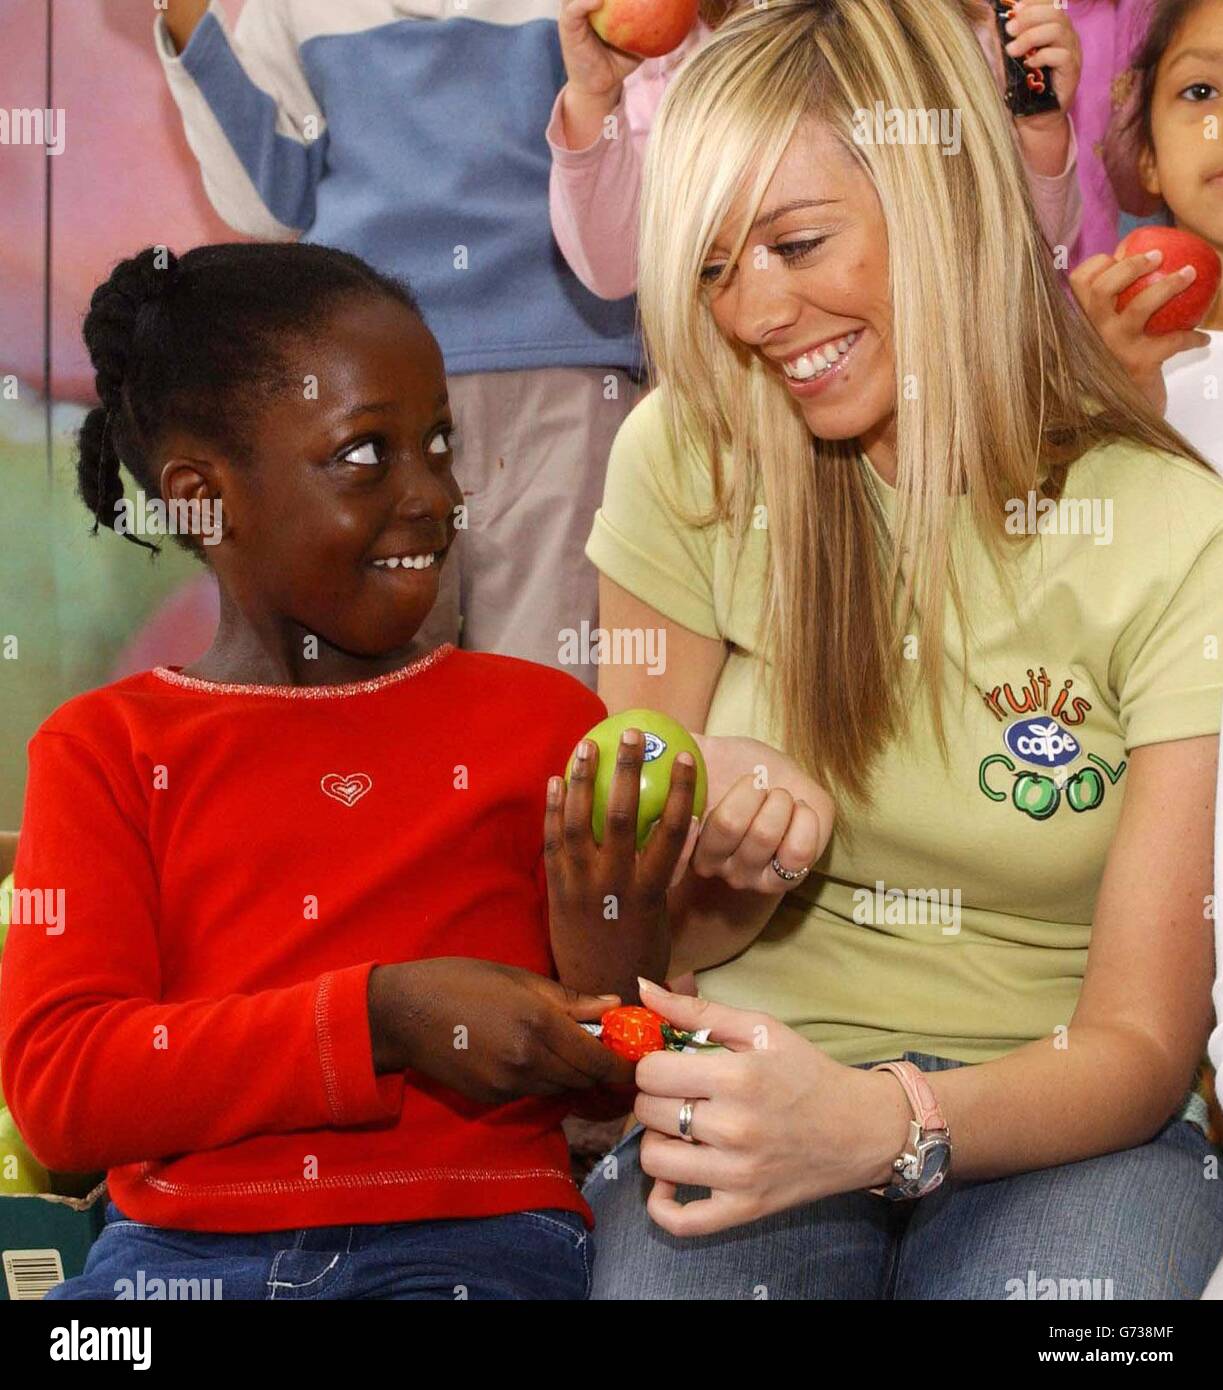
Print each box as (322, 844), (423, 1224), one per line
(550, 0), (1085, 298)
(0, 242), (827, 1300)
(1070, 0), (1223, 470)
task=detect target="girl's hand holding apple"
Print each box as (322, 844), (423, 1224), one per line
(558, 0), (646, 149)
(545, 727), (699, 1002)
(1071, 239), (1213, 412)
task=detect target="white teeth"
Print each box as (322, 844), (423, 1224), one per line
(782, 330), (860, 380)
(373, 552), (436, 570)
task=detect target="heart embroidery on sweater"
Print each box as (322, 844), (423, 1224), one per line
(320, 773), (373, 807)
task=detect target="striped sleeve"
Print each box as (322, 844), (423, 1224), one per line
(154, 0), (326, 239)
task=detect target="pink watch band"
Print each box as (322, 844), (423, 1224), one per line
(872, 1060), (948, 1133)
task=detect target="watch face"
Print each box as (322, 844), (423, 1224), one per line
(919, 1139), (950, 1188)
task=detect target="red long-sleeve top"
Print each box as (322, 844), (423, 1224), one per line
(0, 643), (608, 1232)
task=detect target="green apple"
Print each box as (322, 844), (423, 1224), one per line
(566, 708), (707, 849)
(1012, 771), (1059, 820)
(1065, 767), (1104, 813)
(0, 1104), (51, 1196)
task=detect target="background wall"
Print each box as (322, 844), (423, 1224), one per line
(0, 0), (245, 826)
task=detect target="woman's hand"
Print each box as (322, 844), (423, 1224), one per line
(629, 981), (911, 1235)
(545, 730), (699, 1002)
(558, 0), (645, 149)
(665, 735), (832, 975)
(367, 958), (633, 1103)
(1070, 246), (1210, 412)
(688, 734), (831, 893)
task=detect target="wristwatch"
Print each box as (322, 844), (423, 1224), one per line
(868, 1060), (952, 1200)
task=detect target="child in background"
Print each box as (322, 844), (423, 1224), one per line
(1071, 0), (1222, 469)
(1067, 0), (1157, 261)
(0, 243), (704, 1300)
(157, 0), (642, 692)
(549, 0), (1084, 299)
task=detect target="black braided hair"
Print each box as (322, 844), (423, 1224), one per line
(77, 243), (423, 554)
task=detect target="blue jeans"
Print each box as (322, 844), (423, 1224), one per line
(584, 1053), (1223, 1299)
(45, 1207), (592, 1301)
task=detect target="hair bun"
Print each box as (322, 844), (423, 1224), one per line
(84, 247), (181, 410)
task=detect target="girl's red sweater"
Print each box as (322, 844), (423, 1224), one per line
(0, 644), (608, 1233)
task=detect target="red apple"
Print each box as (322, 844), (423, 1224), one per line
(1114, 226), (1222, 336)
(589, 0), (700, 59)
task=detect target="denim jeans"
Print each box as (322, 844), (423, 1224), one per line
(584, 1053), (1223, 1300)
(45, 1206), (591, 1301)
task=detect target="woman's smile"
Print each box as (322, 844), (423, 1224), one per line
(773, 327), (865, 396)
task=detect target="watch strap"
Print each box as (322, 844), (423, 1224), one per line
(872, 1060), (948, 1134)
(869, 1060), (949, 1198)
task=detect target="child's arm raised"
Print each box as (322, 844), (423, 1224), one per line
(154, 0), (323, 240)
(163, 0), (208, 54)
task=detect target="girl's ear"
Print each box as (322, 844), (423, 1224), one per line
(1137, 140), (1162, 201)
(160, 457), (227, 552)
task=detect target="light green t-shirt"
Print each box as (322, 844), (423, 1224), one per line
(587, 390), (1223, 1067)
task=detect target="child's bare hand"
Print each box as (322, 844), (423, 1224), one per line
(559, 0), (645, 99)
(368, 959), (633, 1104)
(1071, 246), (1210, 412)
(1002, 1), (1081, 113)
(544, 729), (698, 1002)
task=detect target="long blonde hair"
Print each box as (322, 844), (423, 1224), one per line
(638, 0), (1210, 805)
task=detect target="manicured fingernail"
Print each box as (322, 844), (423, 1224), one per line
(547, 776), (562, 803)
(576, 739), (593, 759)
(597, 993), (619, 1001)
(676, 751), (694, 767)
(1146, 249), (1163, 263)
(638, 976), (663, 994)
(1180, 264), (1197, 281)
(621, 727), (641, 745)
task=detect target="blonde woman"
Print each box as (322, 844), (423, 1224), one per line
(583, 0), (1223, 1299)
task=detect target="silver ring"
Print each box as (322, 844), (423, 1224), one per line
(678, 1099), (698, 1143)
(771, 856), (809, 883)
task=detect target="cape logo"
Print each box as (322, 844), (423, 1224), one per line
(642, 733), (667, 763)
(320, 773), (373, 808)
(1003, 717), (1079, 767)
(977, 669), (1124, 820)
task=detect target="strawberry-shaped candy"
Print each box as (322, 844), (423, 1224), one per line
(585, 1005), (719, 1061)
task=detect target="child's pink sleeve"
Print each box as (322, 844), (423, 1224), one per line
(970, 15), (1083, 251)
(547, 26), (708, 300)
(1025, 118), (1083, 251)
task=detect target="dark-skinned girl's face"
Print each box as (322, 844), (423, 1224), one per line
(204, 297), (460, 660)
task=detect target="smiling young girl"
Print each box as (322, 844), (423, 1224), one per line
(1072, 0), (1223, 469)
(0, 241), (724, 1300)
